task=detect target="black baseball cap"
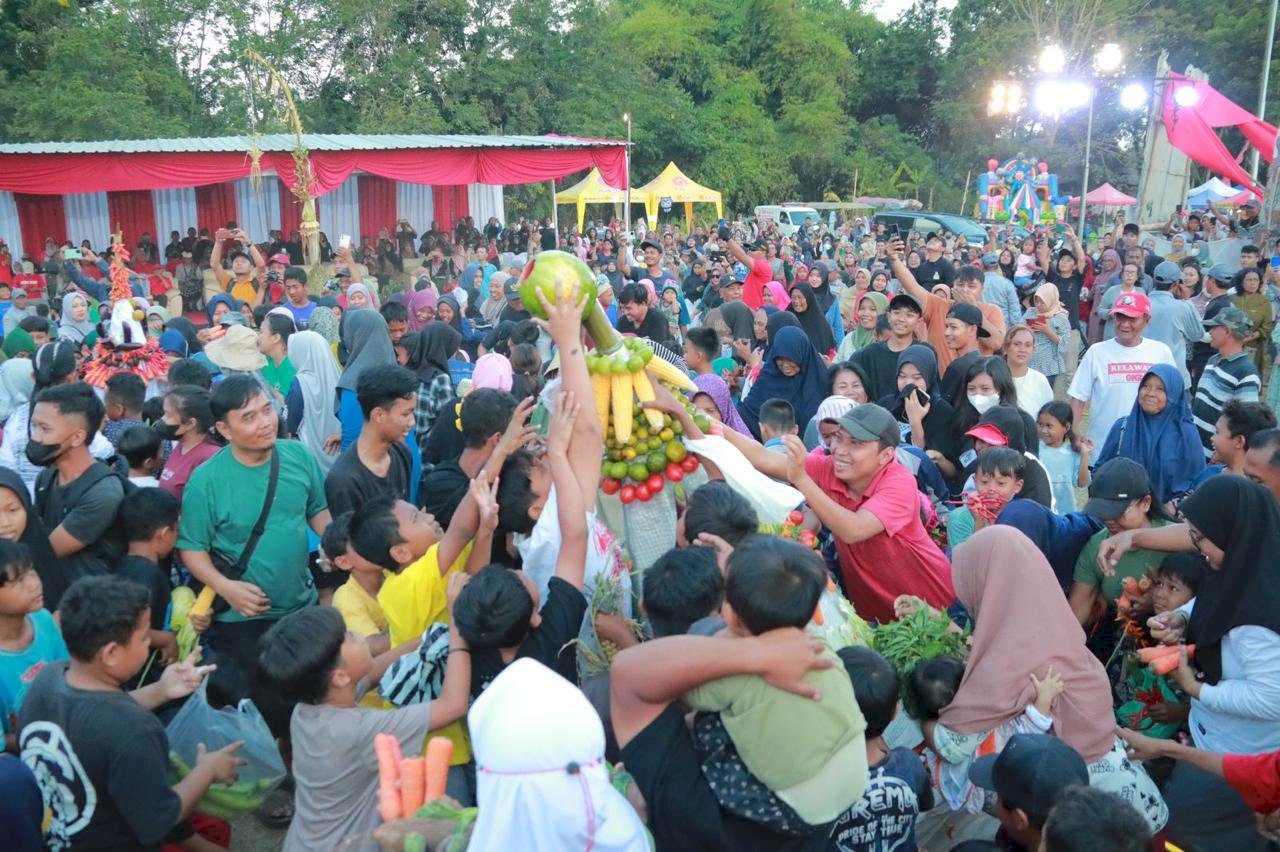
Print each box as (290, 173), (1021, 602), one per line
(503, 277), (522, 300)
(887, 293), (922, 315)
(968, 733), (1088, 824)
(947, 302), (991, 338)
(639, 238), (662, 252)
(1083, 458), (1153, 520)
(836, 403), (900, 447)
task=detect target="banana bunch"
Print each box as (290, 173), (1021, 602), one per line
(586, 338), (696, 443)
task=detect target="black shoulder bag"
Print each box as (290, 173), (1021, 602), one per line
(207, 449), (279, 614)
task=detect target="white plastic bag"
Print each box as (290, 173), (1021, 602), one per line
(165, 680), (285, 819)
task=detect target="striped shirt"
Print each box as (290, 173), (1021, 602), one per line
(1192, 351), (1261, 455)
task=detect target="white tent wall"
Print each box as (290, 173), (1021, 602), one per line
(64, 192), (111, 247)
(153, 187), (198, 244)
(0, 192), (24, 262)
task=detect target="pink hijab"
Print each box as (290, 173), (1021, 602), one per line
(762, 280), (789, 310)
(407, 289), (438, 331)
(940, 526), (1117, 762)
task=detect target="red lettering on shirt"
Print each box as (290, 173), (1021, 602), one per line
(1106, 361), (1155, 384)
(21, 660), (45, 685)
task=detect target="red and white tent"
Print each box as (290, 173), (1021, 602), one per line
(0, 133), (628, 261)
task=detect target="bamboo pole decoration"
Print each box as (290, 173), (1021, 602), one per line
(960, 169), (972, 216)
(243, 49), (323, 280)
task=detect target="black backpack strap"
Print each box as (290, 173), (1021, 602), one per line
(233, 448), (279, 573)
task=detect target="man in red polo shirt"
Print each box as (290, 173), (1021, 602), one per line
(725, 236), (773, 310)
(783, 403), (954, 623)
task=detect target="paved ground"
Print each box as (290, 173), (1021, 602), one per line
(230, 815), (285, 851)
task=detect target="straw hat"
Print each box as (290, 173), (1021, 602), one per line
(206, 324), (267, 372)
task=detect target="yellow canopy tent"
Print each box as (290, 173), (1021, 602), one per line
(638, 162), (723, 229)
(554, 167), (627, 231)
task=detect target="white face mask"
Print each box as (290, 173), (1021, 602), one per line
(968, 393), (999, 414)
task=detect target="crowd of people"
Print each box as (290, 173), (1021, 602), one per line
(0, 197), (1275, 852)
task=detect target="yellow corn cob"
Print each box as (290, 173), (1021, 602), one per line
(611, 371), (633, 443)
(632, 368), (664, 429)
(591, 371), (611, 433)
(645, 352), (696, 391)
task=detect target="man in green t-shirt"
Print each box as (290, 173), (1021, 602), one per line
(177, 374), (329, 726)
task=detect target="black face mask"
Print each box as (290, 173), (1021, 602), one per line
(153, 421), (181, 441)
(25, 438), (63, 467)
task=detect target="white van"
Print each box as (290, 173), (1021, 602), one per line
(754, 205), (819, 237)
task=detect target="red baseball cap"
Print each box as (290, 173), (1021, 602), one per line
(1112, 291), (1151, 318)
(965, 424), (1009, 447)
(268, 252), (291, 266)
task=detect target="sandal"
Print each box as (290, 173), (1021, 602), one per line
(254, 780), (295, 828)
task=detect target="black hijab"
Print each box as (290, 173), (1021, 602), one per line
(405, 322), (462, 386)
(878, 344), (960, 464)
(0, 467), (64, 610)
(1179, 476), (1280, 684)
(809, 262), (836, 312)
(764, 310), (801, 348)
(787, 282), (836, 355)
(719, 300), (755, 342)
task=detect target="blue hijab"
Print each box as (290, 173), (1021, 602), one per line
(997, 498), (1104, 592)
(737, 325), (828, 440)
(1096, 364), (1204, 504)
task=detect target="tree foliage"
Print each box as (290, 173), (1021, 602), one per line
(0, 0), (1273, 213)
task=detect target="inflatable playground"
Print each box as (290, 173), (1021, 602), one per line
(977, 155), (1072, 225)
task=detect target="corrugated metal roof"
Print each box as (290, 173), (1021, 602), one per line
(0, 133), (625, 155)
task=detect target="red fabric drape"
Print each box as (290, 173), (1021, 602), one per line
(195, 183), (237, 233)
(1163, 73), (1276, 197)
(279, 178), (302, 238)
(106, 190), (158, 243)
(0, 145), (628, 196)
(14, 193), (66, 261)
(358, 175), (397, 242)
(432, 184), (472, 233)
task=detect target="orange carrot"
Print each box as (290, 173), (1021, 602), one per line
(1149, 654), (1182, 676)
(374, 734), (402, 821)
(1121, 576), (1142, 596)
(424, 736), (453, 802)
(399, 757), (425, 815)
(812, 603), (824, 626)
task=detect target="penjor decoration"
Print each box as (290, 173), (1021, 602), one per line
(80, 230), (169, 388)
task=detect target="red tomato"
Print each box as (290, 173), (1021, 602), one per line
(665, 463), (685, 482)
(787, 510), (805, 526)
(601, 477), (622, 495)
(681, 456), (700, 473)
(619, 485), (637, 505)
(799, 529), (817, 547)
(635, 484), (652, 502)
(646, 473), (664, 493)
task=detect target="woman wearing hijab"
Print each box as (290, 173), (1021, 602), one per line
(478, 273), (508, 326)
(284, 330), (342, 471)
(204, 292), (240, 327)
(404, 322), (462, 451)
(761, 280), (789, 310)
(737, 325), (828, 441)
(1095, 365), (1204, 505)
(807, 263), (836, 313)
(927, 526), (1167, 833)
(691, 373), (752, 436)
(144, 305), (171, 338)
(335, 309), (397, 449)
(344, 282), (378, 311)
(405, 289), (438, 332)
(436, 293), (482, 357)
(1087, 248), (1122, 344)
(0, 328), (35, 422)
(58, 292), (95, 344)
(307, 305), (340, 359)
(0, 467), (67, 610)
(165, 317), (203, 354)
(835, 290), (887, 361)
(880, 344), (960, 471)
(465, 659), (648, 851)
(787, 281), (836, 356)
(1155, 477), (1280, 849)
(716, 300), (756, 348)
(962, 404), (1053, 508)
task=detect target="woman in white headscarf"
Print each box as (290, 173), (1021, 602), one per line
(58, 292), (96, 343)
(285, 330), (342, 470)
(467, 658), (648, 851)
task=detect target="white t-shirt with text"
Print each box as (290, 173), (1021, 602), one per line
(1067, 336), (1176, 447)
